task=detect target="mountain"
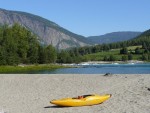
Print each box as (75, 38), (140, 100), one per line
(133, 29), (150, 39)
(0, 8), (92, 49)
(87, 31), (142, 44)
(129, 29), (150, 46)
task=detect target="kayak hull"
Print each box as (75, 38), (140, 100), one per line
(50, 94), (111, 107)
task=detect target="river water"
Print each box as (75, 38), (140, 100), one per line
(29, 63), (150, 74)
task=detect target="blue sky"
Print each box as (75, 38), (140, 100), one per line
(0, 0), (150, 36)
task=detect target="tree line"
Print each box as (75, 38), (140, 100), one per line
(119, 46), (150, 61)
(0, 24), (86, 65)
(0, 24), (57, 65)
(0, 23), (150, 66)
(64, 33), (150, 62)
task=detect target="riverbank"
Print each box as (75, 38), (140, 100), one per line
(0, 64), (69, 73)
(62, 60), (145, 66)
(79, 60), (145, 65)
(0, 74), (149, 113)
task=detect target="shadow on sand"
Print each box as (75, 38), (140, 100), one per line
(44, 106), (69, 109)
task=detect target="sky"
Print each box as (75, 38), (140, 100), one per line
(0, 0), (150, 37)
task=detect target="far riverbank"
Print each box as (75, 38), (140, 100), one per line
(62, 60), (145, 66)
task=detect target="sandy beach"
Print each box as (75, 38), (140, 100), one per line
(0, 74), (150, 113)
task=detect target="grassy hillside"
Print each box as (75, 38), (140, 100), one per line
(83, 46), (143, 61)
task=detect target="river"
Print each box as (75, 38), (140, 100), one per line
(28, 63), (150, 74)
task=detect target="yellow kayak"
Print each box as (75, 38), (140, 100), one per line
(50, 94), (111, 107)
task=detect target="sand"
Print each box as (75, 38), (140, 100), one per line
(0, 74), (150, 113)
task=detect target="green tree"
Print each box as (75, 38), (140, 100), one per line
(38, 46), (47, 64)
(148, 54), (150, 61)
(0, 24), (56, 65)
(45, 45), (57, 63)
(57, 51), (69, 63)
(135, 47), (142, 54)
(0, 47), (7, 65)
(27, 34), (40, 64)
(109, 55), (116, 61)
(120, 47), (128, 54)
(141, 54), (148, 61)
(128, 54), (133, 60)
(103, 56), (109, 61)
(122, 55), (128, 61)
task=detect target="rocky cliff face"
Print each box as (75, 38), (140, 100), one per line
(0, 8), (91, 49)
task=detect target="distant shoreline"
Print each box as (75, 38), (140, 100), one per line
(62, 60), (145, 66)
